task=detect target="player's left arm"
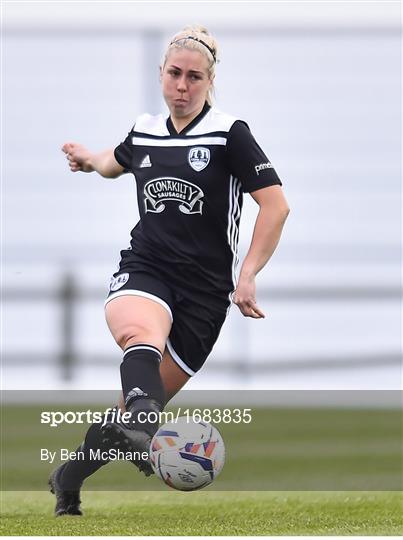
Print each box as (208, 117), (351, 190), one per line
(233, 185), (290, 319)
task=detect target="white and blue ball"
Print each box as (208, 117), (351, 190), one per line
(149, 416), (225, 491)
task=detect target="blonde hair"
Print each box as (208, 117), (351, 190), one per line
(162, 25), (219, 106)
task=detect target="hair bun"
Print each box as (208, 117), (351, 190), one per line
(183, 24), (210, 36)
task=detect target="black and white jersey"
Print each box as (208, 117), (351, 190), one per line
(114, 102), (281, 308)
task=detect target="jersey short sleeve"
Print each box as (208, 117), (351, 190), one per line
(114, 126), (135, 171)
(226, 120), (282, 193)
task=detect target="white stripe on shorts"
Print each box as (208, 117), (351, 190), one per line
(166, 338), (196, 377)
(104, 290), (173, 322)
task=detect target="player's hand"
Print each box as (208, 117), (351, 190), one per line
(62, 142), (94, 173)
(232, 276), (265, 319)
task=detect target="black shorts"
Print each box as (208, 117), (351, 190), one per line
(105, 266), (228, 376)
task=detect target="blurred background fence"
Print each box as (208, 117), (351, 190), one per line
(2, 2), (401, 391)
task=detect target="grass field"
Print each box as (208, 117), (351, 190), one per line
(1, 404), (402, 534)
(1, 490), (402, 535)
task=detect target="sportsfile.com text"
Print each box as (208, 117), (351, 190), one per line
(40, 408), (253, 428)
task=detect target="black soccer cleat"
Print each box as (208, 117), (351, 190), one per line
(101, 422), (154, 476)
(48, 464), (82, 517)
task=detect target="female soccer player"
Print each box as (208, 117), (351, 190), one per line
(50, 25), (289, 515)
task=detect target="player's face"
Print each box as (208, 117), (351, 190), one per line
(161, 48), (212, 123)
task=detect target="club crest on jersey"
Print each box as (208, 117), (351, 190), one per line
(188, 147), (210, 172)
(109, 273), (129, 291)
(144, 177), (204, 215)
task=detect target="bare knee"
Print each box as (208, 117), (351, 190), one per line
(105, 295), (172, 353)
(115, 322), (162, 352)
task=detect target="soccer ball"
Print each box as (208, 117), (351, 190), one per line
(149, 417), (225, 491)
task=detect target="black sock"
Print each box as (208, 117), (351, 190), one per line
(120, 344), (166, 436)
(57, 408), (115, 490)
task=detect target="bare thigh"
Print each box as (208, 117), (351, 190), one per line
(105, 295), (172, 353)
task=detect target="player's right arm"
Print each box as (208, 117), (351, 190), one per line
(62, 142), (125, 178)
